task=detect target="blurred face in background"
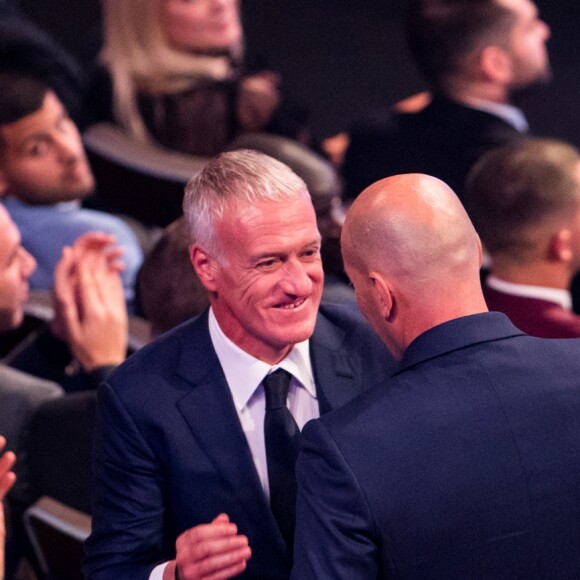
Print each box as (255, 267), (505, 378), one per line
(0, 205), (36, 331)
(0, 91), (94, 205)
(162, 0), (242, 52)
(499, 0), (551, 91)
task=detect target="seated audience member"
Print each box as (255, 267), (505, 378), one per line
(84, 150), (396, 580)
(465, 138), (580, 338)
(0, 437), (16, 580)
(88, 0), (309, 157)
(136, 218), (210, 337)
(3, 230), (128, 394)
(0, 73), (143, 302)
(293, 173), (580, 579)
(342, 0), (551, 202)
(0, 202), (127, 574)
(1, 203), (127, 501)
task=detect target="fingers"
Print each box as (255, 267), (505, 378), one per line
(0, 437), (16, 501)
(53, 246), (81, 341)
(68, 232), (116, 252)
(176, 517), (252, 580)
(52, 234), (128, 371)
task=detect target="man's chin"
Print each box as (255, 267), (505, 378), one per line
(0, 309), (22, 333)
(510, 73), (552, 104)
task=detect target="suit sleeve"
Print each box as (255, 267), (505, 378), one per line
(291, 418), (379, 579)
(83, 381), (167, 579)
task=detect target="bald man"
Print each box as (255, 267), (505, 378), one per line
(292, 174), (580, 579)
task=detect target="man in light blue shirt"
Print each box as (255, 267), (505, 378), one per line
(0, 72), (142, 302)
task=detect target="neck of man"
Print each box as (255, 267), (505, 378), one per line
(490, 257), (572, 290)
(441, 77), (511, 106)
(398, 283), (489, 356)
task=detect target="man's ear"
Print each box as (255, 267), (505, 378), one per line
(190, 245), (219, 292)
(549, 229), (573, 263)
(369, 272), (394, 320)
(480, 45), (512, 84)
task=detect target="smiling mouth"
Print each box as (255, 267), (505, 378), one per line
(277, 297), (307, 310)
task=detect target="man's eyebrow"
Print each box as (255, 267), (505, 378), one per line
(251, 239), (322, 261)
(14, 132), (47, 152)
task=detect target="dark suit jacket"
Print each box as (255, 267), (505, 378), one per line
(484, 283), (580, 338)
(293, 312), (580, 579)
(342, 95), (525, 202)
(84, 304), (396, 579)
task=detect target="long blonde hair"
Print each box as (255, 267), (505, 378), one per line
(100, 0), (243, 141)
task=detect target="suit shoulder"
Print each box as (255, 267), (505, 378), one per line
(106, 314), (206, 385)
(316, 302), (397, 372)
(318, 303), (382, 339)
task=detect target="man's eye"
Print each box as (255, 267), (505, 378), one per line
(302, 248), (320, 259)
(257, 259), (278, 269)
(25, 142), (48, 157)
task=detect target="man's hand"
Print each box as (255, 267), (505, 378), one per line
(0, 436), (16, 580)
(237, 71), (280, 133)
(52, 233), (128, 371)
(0, 437), (16, 503)
(164, 514), (251, 580)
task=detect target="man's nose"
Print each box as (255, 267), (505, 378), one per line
(20, 247), (37, 278)
(279, 259), (313, 296)
(54, 132), (83, 162)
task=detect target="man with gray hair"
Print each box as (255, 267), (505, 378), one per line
(292, 173), (580, 578)
(84, 149), (396, 580)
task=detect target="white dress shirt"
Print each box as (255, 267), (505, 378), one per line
(486, 275), (572, 310)
(150, 308), (320, 579)
(462, 97), (529, 133)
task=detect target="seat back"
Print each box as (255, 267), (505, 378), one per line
(83, 122), (208, 227)
(24, 496), (91, 579)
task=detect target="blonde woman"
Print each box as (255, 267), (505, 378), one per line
(88, 0), (307, 156)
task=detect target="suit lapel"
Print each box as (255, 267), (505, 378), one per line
(310, 311), (362, 415)
(173, 313), (280, 538)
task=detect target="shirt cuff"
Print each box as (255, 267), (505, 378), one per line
(149, 562), (168, 580)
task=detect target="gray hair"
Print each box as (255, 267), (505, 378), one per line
(183, 149), (310, 258)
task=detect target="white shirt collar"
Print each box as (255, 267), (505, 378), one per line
(208, 307), (315, 412)
(462, 97), (529, 133)
(487, 275), (572, 310)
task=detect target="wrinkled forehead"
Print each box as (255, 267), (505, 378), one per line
(215, 194), (320, 249)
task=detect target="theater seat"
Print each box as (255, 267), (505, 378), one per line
(83, 122), (208, 227)
(23, 496), (91, 580)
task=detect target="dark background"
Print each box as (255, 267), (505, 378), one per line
(19, 0), (580, 145)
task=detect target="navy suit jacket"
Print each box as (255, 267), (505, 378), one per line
(343, 95), (526, 202)
(84, 304), (396, 579)
(293, 313), (580, 579)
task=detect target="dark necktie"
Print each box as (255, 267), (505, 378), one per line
(263, 368), (301, 549)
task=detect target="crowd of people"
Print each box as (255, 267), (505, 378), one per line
(2, 0), (580, 579)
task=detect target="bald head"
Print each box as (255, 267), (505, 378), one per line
(343, 174), (480, 282)
(342, 174), (487, 357)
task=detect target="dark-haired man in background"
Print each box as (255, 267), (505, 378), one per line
(343, 0), (551, 202)
(465, 138), (580, 337)
(0, 72), (142, 303)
